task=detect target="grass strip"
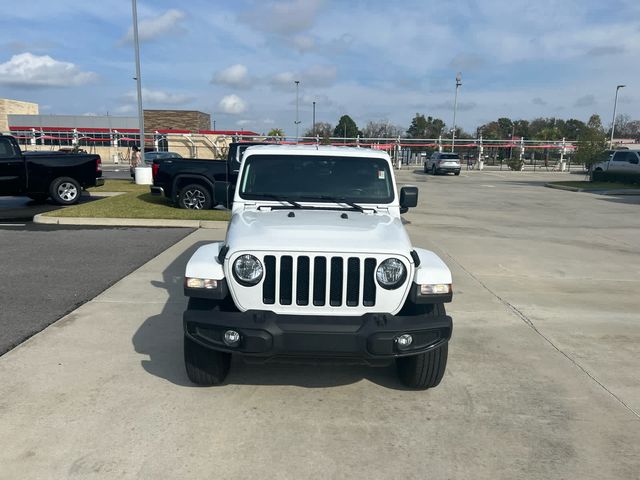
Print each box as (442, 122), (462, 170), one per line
(548, 181), (640, 190)
(44, 180), (230, 220)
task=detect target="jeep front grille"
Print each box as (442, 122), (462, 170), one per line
(262, 255), (377, 307)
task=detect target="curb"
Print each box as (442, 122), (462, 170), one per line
(33, 214), (228, 229)
(545, 183), (640, 195)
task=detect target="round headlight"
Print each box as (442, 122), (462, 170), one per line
(376, 258), (407, 289)
(232, 254), (263, 285)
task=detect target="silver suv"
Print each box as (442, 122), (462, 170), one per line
(425, 152), (461, 176)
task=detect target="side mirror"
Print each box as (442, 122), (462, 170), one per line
(399, 186), (418, 212)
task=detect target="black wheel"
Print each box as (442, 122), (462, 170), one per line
(397, 342), (448, 389)
(431, 164), (437, 175)
(454, 171), (460, 176)
(178, 183), (212, 210)
(49, 177), (81, 205)
(27, 193), (48, 203)
(396, 302), (449, 389)
(184, 335), (231, 386)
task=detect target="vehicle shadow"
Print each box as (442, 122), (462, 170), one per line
(131, 240), (412, 390)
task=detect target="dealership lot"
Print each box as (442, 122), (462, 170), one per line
(0, 170), (638, 479)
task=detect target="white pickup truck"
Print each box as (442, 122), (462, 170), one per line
(182, 145), (454, 389)
(591, 149), (640, 179)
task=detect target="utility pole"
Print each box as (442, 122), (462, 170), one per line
(131, 0), (144, 164)
(451, 72), (462, 152)
(610, 84), (626, 148)
(312, 101), (316, 136)
(294, 80), (301, 142)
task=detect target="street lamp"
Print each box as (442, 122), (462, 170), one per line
(294, 80), (301, 142)
(610, 84), (626, 148)
(312, 101), (316, 135)
(451, 72), (462, 152)
(131, 0), (145, 164)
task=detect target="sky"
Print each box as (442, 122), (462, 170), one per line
(0, 0), (638, 135)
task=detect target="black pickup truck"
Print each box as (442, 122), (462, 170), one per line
(151, 142), (264, 209)
(0, 135), (104, 205)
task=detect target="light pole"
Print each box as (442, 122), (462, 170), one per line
(451, 72), (462, 152)
(294, 80), (301, 142)
(610, 84), (626, 148)
(312, 101), (316, 136)
(131, 0), (144, 165)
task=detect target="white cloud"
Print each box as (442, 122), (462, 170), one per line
(212, 64), (250, 88)
(0, 52), (96, 88)
(114, 105), (136, 114)
(270, 65), (337, 90)
(292, 35), (315, 52)
(240, 0), (325, 34)
(123, 88), (193, 105)
(218, 94), (248, 114)
(123, 9), (185, 43)
(236, 119), (253, 126)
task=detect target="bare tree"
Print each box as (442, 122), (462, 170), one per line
(362, 121), (404, 139)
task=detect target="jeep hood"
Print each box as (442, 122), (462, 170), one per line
(225, 209), (412, 255)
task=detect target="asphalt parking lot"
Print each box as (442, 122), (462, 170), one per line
(0, 224), (193, 354)
(0, 170), (638, 479)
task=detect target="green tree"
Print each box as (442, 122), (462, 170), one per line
(333, 115), (360, 138)
(575, 114), (607, 170)
(406, 113), (446, 138)
(267, 128), (285, 137)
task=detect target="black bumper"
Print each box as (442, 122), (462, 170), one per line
(150, 186), (164, 196)
(184, 308), (452, 361)
(95, 177), (105, 187)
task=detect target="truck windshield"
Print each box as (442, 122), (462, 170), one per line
(240, 154), (394, 204)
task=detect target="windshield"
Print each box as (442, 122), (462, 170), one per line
(239, 154), (394, 204)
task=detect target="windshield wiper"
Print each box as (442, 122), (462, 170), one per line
(299, 195), (366, 213)
(250, 193), (302, 209)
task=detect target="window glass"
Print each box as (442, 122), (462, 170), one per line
(240, 154), (394, 204)
(0, 138), (17, 158)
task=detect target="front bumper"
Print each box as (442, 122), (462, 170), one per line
(184, 308), (452, 361)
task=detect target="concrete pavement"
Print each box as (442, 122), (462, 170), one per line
(0, 169), (639, 479)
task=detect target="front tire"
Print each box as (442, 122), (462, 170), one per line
(396, 342), (448, 389)
(49, 177), (81, 205)
(178, 183), (212, 210)
(431, 164), (437, 175)
(184, 335), (231, 386)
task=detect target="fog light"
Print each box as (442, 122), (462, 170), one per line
(396, 334), (413, 350)
(223, 330), (241, 347)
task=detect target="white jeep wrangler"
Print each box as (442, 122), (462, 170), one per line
(183, 145), (453, 389)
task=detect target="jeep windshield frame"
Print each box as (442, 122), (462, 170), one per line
(238, 154), (395, 205)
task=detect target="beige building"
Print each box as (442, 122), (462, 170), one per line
(144, 109), (211, 132)
(0, 98), (39, 132)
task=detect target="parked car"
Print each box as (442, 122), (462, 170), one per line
(591, 149), (640, 180)
(0, 135), (103, 205)
(181, 144), (453, 389)
(424, 152), (461, 175)
(150, 142), (264, 209)
(130, 151), (182, 178)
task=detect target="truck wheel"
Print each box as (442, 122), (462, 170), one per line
(49, 177), (81, 205)
(178, 184), (212, 210)
(184, 335), (231, 386)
